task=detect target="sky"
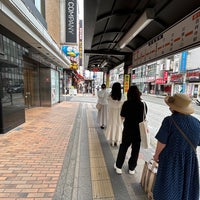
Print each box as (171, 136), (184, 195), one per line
(78, 0), (83, 19)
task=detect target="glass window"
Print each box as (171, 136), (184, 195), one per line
(0, 36), (25, 108)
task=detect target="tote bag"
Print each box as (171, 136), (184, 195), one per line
(139, 102), (150, 149)
(141, 159), (158, 199)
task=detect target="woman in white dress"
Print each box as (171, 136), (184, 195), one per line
(97, 84), (109, 129)
(105, 82), (124, 146)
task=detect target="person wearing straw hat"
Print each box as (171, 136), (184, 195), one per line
(153, 93), (200, 200)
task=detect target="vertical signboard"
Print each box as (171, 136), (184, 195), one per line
(124, 74), (130, 96)
(180, 51), (188, 72)
(66, 0), (77, 43)
(79, 20), (83, 66)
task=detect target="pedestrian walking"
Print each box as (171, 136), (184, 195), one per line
(153, 93), (200, 200)
(105, 82), (124, 146)
(97, 83), (109, 129)
(114, 85), (147, 174)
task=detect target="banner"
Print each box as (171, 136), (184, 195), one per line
(79, 20), (83, 66)
(180, 51), (188, 72)
(124, 74), (130, 95)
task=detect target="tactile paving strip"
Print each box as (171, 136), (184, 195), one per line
(87, 108), (114, 199)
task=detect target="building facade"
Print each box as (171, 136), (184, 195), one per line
(131, 46), (200, 99)
(0, 0), (70, 133)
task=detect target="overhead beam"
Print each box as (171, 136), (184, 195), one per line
(84, 49), (131, 56)
(97, 10), (138, 22)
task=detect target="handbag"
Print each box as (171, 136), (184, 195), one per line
(139, 102), (150, 149)
(96, 103), (102, 110)
(141, 159), (158, 200)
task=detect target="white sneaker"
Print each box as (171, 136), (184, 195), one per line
(129, 169), (136, 175)
(114, 163), (122, 174)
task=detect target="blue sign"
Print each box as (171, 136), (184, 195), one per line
(180, 83), (186, 93)
(61, 46), (80, 57)
(180, 51), (188, 73)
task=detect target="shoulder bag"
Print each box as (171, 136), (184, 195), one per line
(139, 102), (150, 149)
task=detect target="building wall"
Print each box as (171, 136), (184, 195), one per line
(45, 0), (61, 46)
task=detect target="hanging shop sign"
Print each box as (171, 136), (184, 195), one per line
(69, 59), (78, 70)
(62, 46), (80, 57)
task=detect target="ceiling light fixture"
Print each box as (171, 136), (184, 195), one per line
(101, 60), (108, 68)
(119, 8), (154, 49)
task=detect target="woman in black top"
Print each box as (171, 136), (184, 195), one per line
(114, 85), (147, 174)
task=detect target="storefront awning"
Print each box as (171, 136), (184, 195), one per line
(73, 70), (85, 81)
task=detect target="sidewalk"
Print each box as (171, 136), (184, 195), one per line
(0, 100), (149, 200)
(0, 102), (79, 199)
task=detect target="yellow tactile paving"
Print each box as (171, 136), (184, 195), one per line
(92, 180), (114, 199)
(86, 105), (114, 199)
(89, 144), (102, 151)
(89, 149), (104, 158)
(91, 167), (109, 181)
(90, 158), (106, 168)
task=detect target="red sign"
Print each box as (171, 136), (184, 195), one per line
(147, 77), (155, 82)
(186, 70), (200, 81)
(170, 74), (183, 82)
(155, 78), (166, 84)
(186, 70), (200, 77)
(132, 74), (136, 79)
(163, 71), (168, 81)
(92, 67), (100, 72)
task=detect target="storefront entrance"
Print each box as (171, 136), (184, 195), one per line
(23, 61), (40, 108)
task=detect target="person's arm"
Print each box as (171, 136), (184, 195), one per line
(153, 141), (166, 162)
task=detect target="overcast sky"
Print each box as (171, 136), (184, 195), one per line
(78, 0), (83, 19)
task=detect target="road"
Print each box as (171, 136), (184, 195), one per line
(142, 94), (200, 144)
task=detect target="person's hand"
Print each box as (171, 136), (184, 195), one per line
(153, 155), (159, 162)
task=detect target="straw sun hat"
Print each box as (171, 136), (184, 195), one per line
(164, 93), (194, 114)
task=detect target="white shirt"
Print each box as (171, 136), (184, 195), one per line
(97, 89), (109, 105)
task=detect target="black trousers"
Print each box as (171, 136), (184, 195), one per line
(116, 135), (140, 171)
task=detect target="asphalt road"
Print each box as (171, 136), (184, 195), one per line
(142, 94), (200, 115)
